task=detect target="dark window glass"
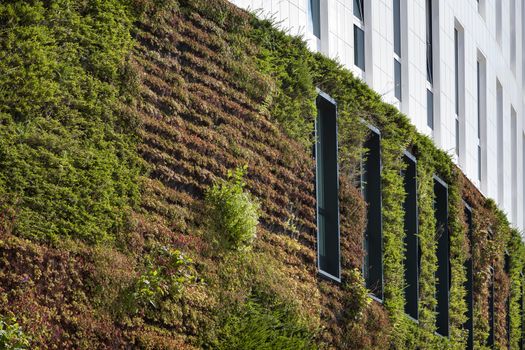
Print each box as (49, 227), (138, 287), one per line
(427, 89), (434, 129)
(488, 268), (495, 347)
(403, 152), (418, 320)
(362, 127), (382, 299)
(426, 0), (433, 83)
(434, 176), (449, 337)
(520, 275), (525, 349)
(395, 59), (402, 101)
(464, 204), (474, 350)
(477, 60), (481, 139)
(505, 254), (511, 347)
(455, 118), (460, 155)
(455, 28), (459, 115)
(394, 0), (401, 56)
(478, 145), (482, 181)
(354, 0), (364, 21)
(310, 0), (321, 38)
(316, 94), (340, 280)
(354, 26), (366, 71)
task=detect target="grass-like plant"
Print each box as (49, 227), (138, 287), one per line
(205, 166), (260, 252)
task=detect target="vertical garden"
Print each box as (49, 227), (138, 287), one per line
(0, 0), (523, 349)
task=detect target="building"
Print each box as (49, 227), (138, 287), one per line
(230, 0), (525, 232)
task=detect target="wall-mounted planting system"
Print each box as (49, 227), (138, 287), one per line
(315, 92), (341, 282)
(434, 175), (449, 337)
(402, 151), (419, 320)
(362, 125), (383, 300)
(464, 202), (474, 349)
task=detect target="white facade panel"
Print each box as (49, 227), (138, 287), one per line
(229, 0), (525, 232)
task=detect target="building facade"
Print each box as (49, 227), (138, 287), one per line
(230, 0), (525, 232)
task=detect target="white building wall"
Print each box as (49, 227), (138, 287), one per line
(229, 0), (525, 233)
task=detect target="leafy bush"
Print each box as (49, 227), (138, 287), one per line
(205, 166), (260, 251)
(0, 0), (141, 243)
(0, 315), (30, 350)
(133, 246), (196, 311)
(215, 294), (316, 350)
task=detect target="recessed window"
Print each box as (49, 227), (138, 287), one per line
(309, 0), (321, 39)
(362, 125), (383, 299)
(496, 80), (504, 205)
(434, 175), (449, 337)
(464, 203), (474, 349)
(454, 23), (464, 163)
(520, 274), (525, 349)
(454, 28), (459, 116)
(488, 266), (495, 347)
(477, 55), (486, 187)
(511, 107), (517, 222)
(427, 89), (434, 129)
(455, 118), (460, 156)
(403, 151), (418, 320)
(496, 0), (502, 44)
(394, 59), (402, 101)
(354, 0), (364, 21)
(315, 92), (340, 281)
(510, 0), (516, 72)
(426, 0), (433, 84)
(505, 253), (511, 347)
(354, 25), (365, 71)
(393, 0), (401, 56)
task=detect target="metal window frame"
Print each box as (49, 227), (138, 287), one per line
(402, 150), (419, 320)
(463, 200), (474, 350)
(433, 174), (450, 338)
(315, 88), (341, 283)
(361, 122), (384, 301)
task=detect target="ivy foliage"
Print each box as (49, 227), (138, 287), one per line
(0, 0), (141, 243)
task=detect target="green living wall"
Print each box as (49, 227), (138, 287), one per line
(0, 0), (523, 349)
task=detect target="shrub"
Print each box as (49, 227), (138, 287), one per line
(133, 246), (196, 311)
(0, 315), (30, 350)
(205, 166), (260, 251)
(215, 293), (316, 350)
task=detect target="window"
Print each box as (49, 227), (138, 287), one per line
(456, 118), (459, 156)
(510, 0), (516, 73)
(354, 0), (365, 71)
(488, 266), (495, 347)
(354, 27), (365, 70)
(505, 253), (511, 347)
(454, 24), (464, 161)
(309, 0), (321, 39)
(393, 0), (401, 56)
(477, 55), (486, 187)
(464, 203), (474, 349)
(403, 151), (418, 320)
(394, 59), (402, 101)
(477, 0), (485, 17)
(354, 0), (364, 21)
(362, 125), (382, 299)
(315, 92), (340, 281)
(426, 0), (433, 84)
(520, 273), (525, 349)
(496, 0), (502, 45)
(434, 175), (449, 337)
(393, 0), (402, 101)
(511, 107), (517, 222)
(427, 89), (434, 129)
(454, 28), (459, 115)
(497, 81), (504, 205)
